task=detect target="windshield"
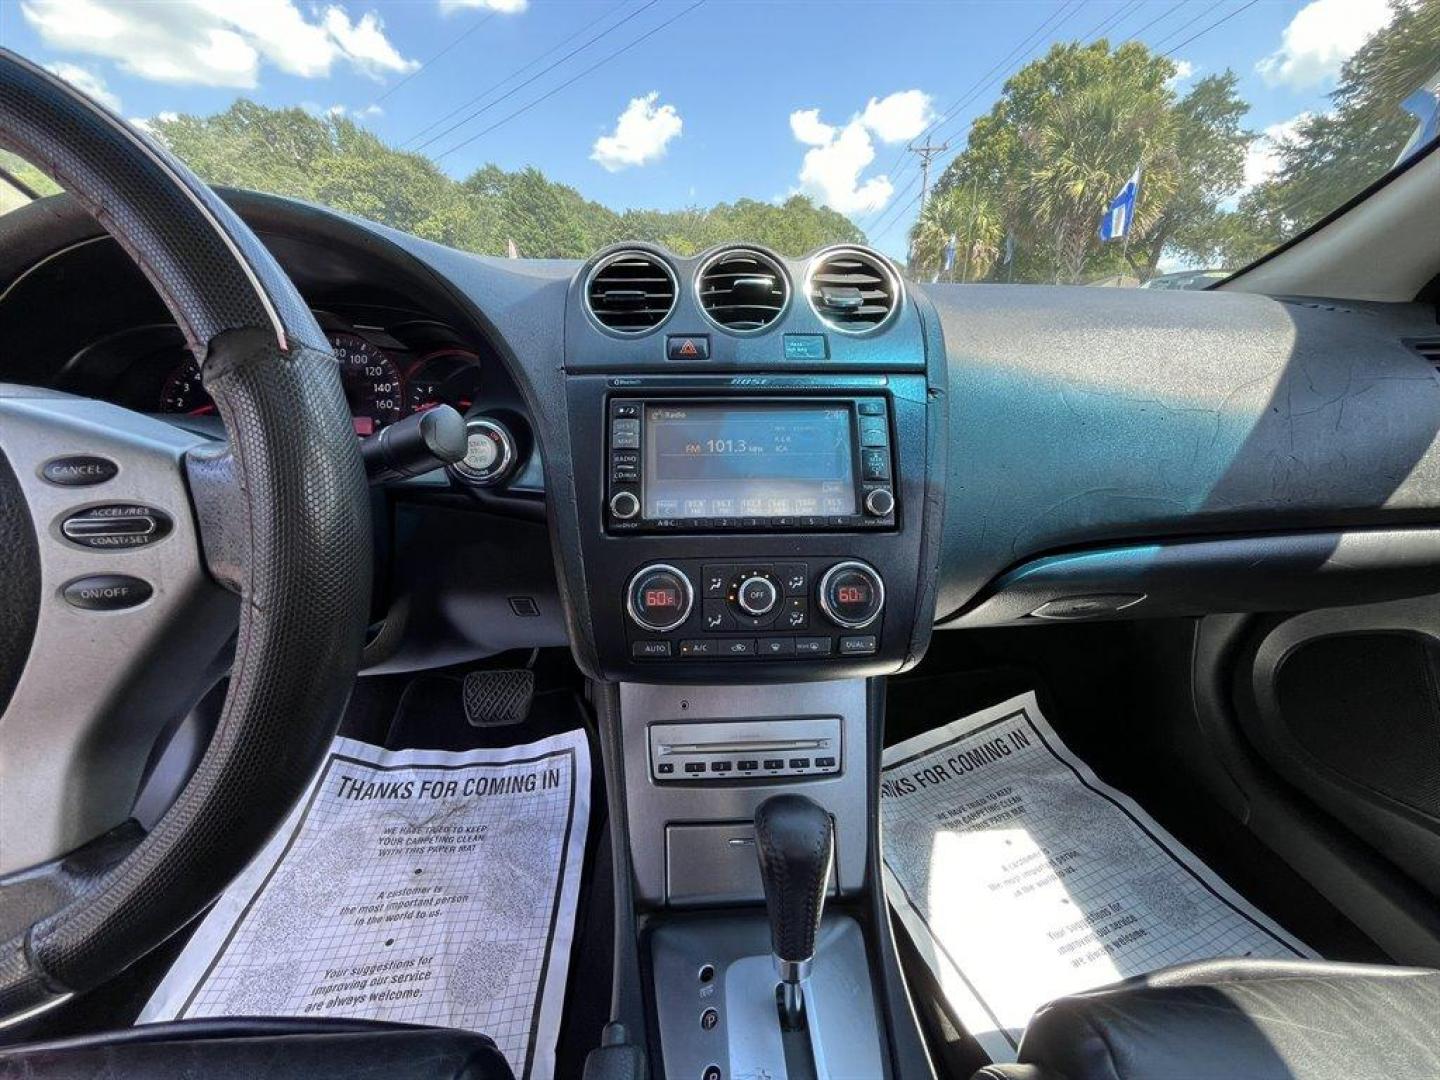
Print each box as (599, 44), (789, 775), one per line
(2, 0), (1437, 286)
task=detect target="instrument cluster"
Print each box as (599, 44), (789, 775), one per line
(152, 316), (482, 435)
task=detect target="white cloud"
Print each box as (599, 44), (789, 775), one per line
(858, 90), (932, 143)
(789, 89), (934, 215)
(1241, 112), (1313, 192)
(789, 108), (834, 147)
(438, 0), (528, 14)
(591, 91), (682, 172)
(1256, 0), (1390, 89)
(44, 61), (120, 110)
(1165, 59), (1197, 89)
(19, 0), (418, 88)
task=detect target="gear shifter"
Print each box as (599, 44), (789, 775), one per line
(753, 794), (834, 1030)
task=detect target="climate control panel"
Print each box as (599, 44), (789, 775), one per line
(624, 558), (884, 662)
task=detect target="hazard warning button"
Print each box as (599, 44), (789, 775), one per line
(665, 334), (711, 361)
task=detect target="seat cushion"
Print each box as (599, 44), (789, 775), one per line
(977, 958), (1440, 1080)
(0, 1016), (514, 1080)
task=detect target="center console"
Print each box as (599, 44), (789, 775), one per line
(555, 243), (945, 1079)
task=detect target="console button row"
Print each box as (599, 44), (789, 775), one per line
(655, 756), (840, 780)
(633, 636), (877, 660)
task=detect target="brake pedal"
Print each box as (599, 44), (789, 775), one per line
(462, 669), (534, 727)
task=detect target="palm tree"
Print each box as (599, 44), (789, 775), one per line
(908, 185), (1003, 282)
(1025, 79), (1178, 282)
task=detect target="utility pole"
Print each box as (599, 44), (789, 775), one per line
(908, 137), (950, 214)
(906, 138), (949, 267)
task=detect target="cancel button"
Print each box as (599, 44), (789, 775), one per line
(62, 575), (153, 611)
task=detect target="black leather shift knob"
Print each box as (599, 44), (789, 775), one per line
(753, 795), (834, 965)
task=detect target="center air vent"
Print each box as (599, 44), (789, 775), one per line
(805, 246), (903, 334)
(696, 247), (789, 333)
(585, 250), (677, 334)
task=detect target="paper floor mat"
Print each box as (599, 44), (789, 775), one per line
(881, 691), (1317, 1063)
(141, 730), (590, 1080)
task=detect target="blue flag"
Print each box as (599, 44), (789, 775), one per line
(942, 235), (956, 272)
(1098, 167), (1140, 243)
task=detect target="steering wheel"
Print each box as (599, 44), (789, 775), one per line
(0, 51), (371, 1022)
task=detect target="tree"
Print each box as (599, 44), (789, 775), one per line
(908, 185), (1002, 282)
(1218, 0), (1440, 265)
(932, 41), (1248, 282)
(1026, 77), (1179, 281)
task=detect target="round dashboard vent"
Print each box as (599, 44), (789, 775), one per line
(805, 246), (903, 334)
(585, 250), (677, 334)
(695, 247), (789, 333)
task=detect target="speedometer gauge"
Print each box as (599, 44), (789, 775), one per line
(328, 331), (403, 435)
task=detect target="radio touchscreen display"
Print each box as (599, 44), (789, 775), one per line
(642, 403), (856, 520)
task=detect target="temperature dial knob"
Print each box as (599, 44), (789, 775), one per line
(818, 561), (885, 630)
(626, 564), (694, 633)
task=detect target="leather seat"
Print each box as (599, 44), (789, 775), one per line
(0, 1016), (514, 1079)
(974, 958), (1440, 1080)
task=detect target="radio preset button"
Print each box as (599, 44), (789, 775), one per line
(736, 574), (779, 616)
(627, 564), (693, 632)
(865, 488), (896, 517)
(819, 561), (885, 630)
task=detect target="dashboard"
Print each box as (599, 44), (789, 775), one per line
(3, 187), (1439, 685)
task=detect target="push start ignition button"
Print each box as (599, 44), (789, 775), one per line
(60, 504), (173, 549)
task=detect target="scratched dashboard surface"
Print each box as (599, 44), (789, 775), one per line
(924, 284), (1440, 619)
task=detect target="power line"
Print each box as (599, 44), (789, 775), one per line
(858, 0), (1082, 228)
(926, 0), (1089, 148)
(432, 0), (707, 163)
(1150, 1), (1218, 52)
(867, 170), (925, 240)
(874, 0), (1089, 225)
(1162, 0), (1263, 57)
(1123, 0), (1190, 42)
(1081, 0), (1144, 42)
(366, 10), (497, 111)
(870, 189), (925, 243)
(403, 0), (644, 151)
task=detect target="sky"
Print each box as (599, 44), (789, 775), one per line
(0, 0), (1400, 258)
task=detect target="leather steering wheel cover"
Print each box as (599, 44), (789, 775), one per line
(0, 49), (316, 356)
(0, 52), (370, 1015)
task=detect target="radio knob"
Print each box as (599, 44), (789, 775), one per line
(626, 564), (694, 633)
(819, 560), (885, 630)
(610, 490), (641, 520)
(736, 574), (779, 617)
(865, 487), (895, 517)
